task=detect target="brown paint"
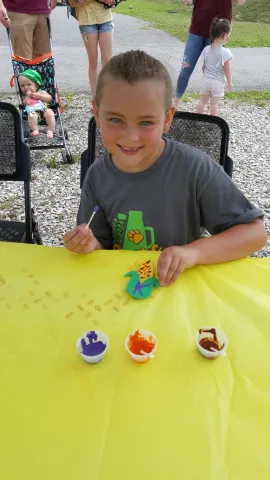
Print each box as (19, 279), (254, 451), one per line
(198, 328), (224, 352)
(199, 337), (221, 352)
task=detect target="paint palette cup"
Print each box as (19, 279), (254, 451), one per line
(196, 327), (228, 359)
(125, 329), (157, 363)
(76, 330), (109, 364)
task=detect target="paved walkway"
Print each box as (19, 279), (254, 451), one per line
(0, 6), (270, 92)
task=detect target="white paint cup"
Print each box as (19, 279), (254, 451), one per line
(196, 327), (228, 359)
(76, 330), (109, 364)
(125, 329), (157, 363)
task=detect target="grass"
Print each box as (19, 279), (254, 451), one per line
(225, 90), (270, 107)
(182, 90), (270, 107)
(117, 0), (270, 47)
(0, 197), (16, 210)
(233, 0), (270, 24)
(46, 155), (60, 169)
(63, 92), (77, 110)
(71, 153), (81, 164)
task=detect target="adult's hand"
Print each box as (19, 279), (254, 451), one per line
(48, 0), (57, 11)
(101, 0), (116, 6)
(183, 0), (193, 5)
(0, 1), (10, 28)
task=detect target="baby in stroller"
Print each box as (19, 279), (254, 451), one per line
(18, 69), (55, 139)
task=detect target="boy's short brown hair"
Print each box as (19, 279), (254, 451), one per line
(95, 50), (173, 110)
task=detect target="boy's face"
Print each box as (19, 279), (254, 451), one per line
(93, 78), (175, 173)
(18, 76), (38, 95)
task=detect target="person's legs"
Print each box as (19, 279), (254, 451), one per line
(8, 12), (35, 59)
(33, 14), (50, 59)
(174, 32), (208, 108)
(210, 96), (220, 116)
(98, 21), (113, 67)
(80, 26), (99, 96)
(196, 94), (210, 114)
(28, 113), (39, 136)
(99, 33), (113, 67)
(44, 109), (55, 138)
(209, 80), (224, 116)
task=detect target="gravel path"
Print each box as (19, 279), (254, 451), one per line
(0, 94), (269, 257)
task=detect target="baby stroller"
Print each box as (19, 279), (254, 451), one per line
(7, 18), (73, 164)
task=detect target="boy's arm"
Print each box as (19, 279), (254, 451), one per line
(192, 157), (267, 260)
(235, 0), (246, 5)
(158, 219), (267, 286)
(158, 154), (267, 286)
(188, 218), (267, 265)
(224, 59), (232, 90)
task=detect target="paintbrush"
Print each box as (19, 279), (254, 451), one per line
(85, 205), (99, 230)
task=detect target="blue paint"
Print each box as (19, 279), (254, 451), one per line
(132, 281), (153, 296)
(81, 330), (106, 356)
(124, 271), (160, 299)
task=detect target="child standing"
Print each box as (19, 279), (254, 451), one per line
(196, 18), (233, 116)
(64, 50), (266, 286)
(18, 69), (55, 138)
(69, 0), (114, 96)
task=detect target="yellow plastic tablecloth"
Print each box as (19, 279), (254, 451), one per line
(1, 243), (270, 480)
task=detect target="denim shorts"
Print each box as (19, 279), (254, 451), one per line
(79, 20), (114, 34)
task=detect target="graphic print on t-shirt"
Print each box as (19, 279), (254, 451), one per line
(111, 211), (162, 251)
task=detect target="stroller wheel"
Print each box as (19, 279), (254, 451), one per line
(64, 128), (69, 140)
(61, 149), (74, 164)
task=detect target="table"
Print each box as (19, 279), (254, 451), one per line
(1, 243), (270, 479)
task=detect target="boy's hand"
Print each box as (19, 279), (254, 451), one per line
(157, 246), (199, 286)
(64, 224), (101, 254)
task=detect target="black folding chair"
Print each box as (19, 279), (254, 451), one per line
(80, 112), (233, 188)
(0, 102), (42, 244)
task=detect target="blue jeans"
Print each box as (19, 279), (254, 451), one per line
(175, 32), (211, 98)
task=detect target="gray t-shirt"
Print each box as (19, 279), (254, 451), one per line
(203, 45), (233, 83)
(77, 139), (262, 251)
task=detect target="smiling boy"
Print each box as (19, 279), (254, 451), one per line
(64, 50), (267, 286)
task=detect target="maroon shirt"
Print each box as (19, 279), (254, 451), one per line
(5, 0), (50, 15)
(190, 0), (232, 38)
